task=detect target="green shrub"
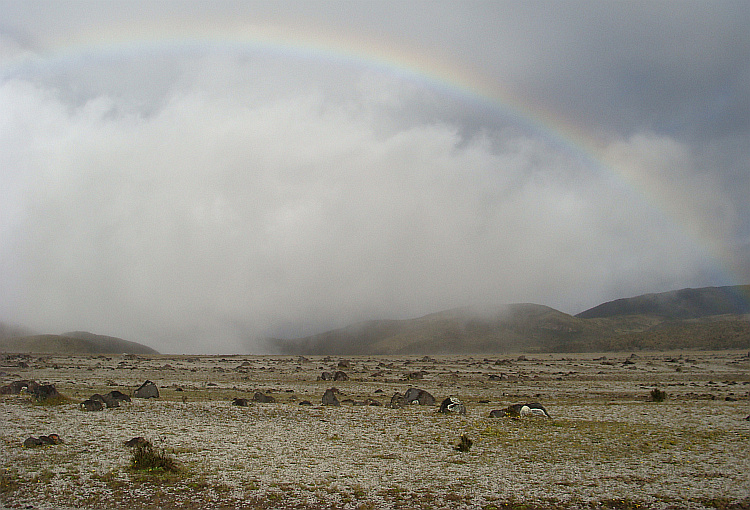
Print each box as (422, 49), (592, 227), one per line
(650, 388), (667, 402)
(455, 434), (473, 452)
(129, 441), (180, 473)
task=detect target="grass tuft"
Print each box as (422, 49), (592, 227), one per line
(650, 388), (667, 402)
(129, 441), (181, 473)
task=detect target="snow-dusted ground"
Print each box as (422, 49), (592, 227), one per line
(2, 351), (749, 509)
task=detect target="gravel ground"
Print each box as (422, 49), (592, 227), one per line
(1, 351), (749, 509)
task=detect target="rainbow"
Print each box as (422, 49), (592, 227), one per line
(2, 22), (747, 295)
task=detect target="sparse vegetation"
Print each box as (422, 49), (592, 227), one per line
(455, 433), (473, 452)
(2, 351), (749, 509)
(650, 388), (667, 402)
(129, 440), (181, 473)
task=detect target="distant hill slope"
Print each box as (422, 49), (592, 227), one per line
(0, 331), (159, 355)
(273, 286), (750, 355)
(576, 285), (750, 319)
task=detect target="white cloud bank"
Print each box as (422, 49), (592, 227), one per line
(1, 69), (736, 353)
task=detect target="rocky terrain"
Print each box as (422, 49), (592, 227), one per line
(1, 351), (749, 509)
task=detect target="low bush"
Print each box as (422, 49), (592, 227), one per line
(130, 441), (180, 473)
(650, 388), (667, 402)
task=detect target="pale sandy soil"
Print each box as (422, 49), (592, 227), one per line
(1, 351), (749, 509)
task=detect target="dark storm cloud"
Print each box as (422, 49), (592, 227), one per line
(0, 1), (747, 353)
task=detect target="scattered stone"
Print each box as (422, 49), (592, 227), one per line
(134, 380), (159, 399)
(337, 359), (351, 368)
(322, 388), (340, 406)
(439, 396), (466, 415)
(490, 403), (551, 419)
(407, 371), (423, 380)
(365, 398), (382, 406)
(106, 390), (131, 403)
(521, 403), (552, 418)
(299, 400), (313, 406)
(232, 397), (250, 406)
(30, 383), (61, 402)
(23, 437), (43, 448)
(404, 387), (436, 405)
(389, 392), (407, 409)
(333, 371), (348, 381)
(81, 398), (104, 412)
(124, 437), (149, 448)
(0, 379), (38, 395)
(252, 392), (276, 403)
(320, 371), (334, 381)
(39, 434), (63, 445)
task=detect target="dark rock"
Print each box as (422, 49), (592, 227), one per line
(252, 392), (276, 403)
(337, 359), (351, 368)
(134, 380), (159, 399)
(39, 434), (62, 445)
(439, 396), (466, 415)
(299, 400), (313, 406)
(124, 437), (149, 448)
(389, 392), (407, 409)
(81, 398), (104, 411)
(490, 403), (550, 419)
(30, 383), (60, 402)
(333, 371), (348, 381)
(232, 397), (250, 407)
(106, 390), (131, 402)
(407, 371), (423, 380)
(404, 388), (436, 406)
(23, 437), (43, 448)
(365, 398), (382, 406)
(322, 388), (340, 406)
(320, 371), (334, 381)
(1, 379), (39, 395)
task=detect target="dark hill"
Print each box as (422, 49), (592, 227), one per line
(0, 331), (159, 355)
(576, 285), (750, 319)
(273, 286), (750, 355)
(275, 304), (609, 355)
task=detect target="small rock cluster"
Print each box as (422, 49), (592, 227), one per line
(23, 434), (63, 448)
(489, 402), (551, 419)
(81, 390), (131, 411)
(1, 379), (62, 402)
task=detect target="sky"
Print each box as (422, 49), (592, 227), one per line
(1, 1), (748, 354)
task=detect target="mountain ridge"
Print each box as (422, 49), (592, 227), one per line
(272, 285), (750, 355)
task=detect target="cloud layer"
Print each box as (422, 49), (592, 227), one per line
(1, 2), (748, 353)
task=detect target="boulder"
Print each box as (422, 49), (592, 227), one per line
(252, 392), (276, 403)
(1, 379), (39, 395)
(232, 397), (250, 407)
(404, 388), (436, 406)
(81, 398), (104, 412)
(322, 388), (340, 406)
(489, 403), (551, 419)
(389, 392), (407, 409)
(134, 380), (159, 399)
(333, 371), (348, 381)
(106, 390), (131, 402)
(23, 437), (43, 448)
(439, 396), (466, 415)
(320, 371), (334, 381)
(39, 434), (62, 445)
(30, 383), (60, 402)
(124, 437), (149, 448)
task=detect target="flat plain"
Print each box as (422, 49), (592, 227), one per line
(2, 351), (749, 509)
